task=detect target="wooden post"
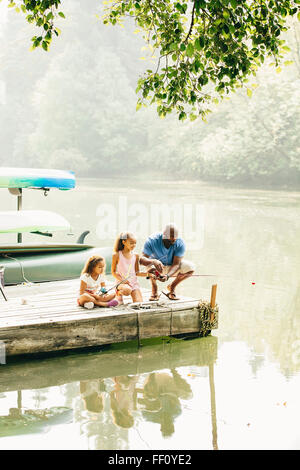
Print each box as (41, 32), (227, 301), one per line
(210, 284), (217, 322)
(209, 361), (218, 450)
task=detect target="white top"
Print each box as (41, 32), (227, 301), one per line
(80, 273), (105, 292)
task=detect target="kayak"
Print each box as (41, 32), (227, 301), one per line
(0, 246), (112, 285)
(0, 210), (71, 234)
(0, 167), (112, 286)
(0, 167), (75, 190)
(0, 243), (94, 254)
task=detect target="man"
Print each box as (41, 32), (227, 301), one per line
(139, 224), (195, 301)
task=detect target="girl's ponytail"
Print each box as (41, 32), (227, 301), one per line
(113, 232), (134, 253)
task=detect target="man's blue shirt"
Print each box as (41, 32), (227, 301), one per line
(143, 232), (186, 266)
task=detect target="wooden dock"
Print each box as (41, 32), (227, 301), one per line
(0, 279), (218, 358)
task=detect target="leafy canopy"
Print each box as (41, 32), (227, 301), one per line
(4, 0), (300, 120)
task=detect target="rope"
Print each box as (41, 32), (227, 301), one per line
(3, 254), (33, 285)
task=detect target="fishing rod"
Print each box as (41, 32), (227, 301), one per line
(96, 274), (132, 295)
(144, 266), (216, 281)
(97, 268), (166, 295)
(140, 251), (217, 280)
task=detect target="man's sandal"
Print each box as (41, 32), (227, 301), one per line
(162, 291), (180, 301)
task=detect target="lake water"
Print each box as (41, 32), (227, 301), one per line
(0, 178), (300, 450)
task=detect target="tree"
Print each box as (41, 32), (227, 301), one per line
(3, 0), (300, 120)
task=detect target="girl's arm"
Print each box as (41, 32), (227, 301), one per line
(79, 280), (88, 295)
(135, 254), (155, 278)
(111, 252), (123, 282)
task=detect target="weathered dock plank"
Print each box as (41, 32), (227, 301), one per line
(0, 280), (218, 357)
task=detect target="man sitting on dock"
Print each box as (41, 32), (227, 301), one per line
(139, 224), (195, 301)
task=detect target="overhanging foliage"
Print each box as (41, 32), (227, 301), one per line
(4, 0), (300, 120)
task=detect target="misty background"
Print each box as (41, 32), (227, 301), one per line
(0, 0), (299, 188)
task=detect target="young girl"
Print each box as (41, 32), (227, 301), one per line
(111, 232), (155, 304)
(78, 255), (118, 309)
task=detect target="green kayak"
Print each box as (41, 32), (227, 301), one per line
(0, 245), (112, 285)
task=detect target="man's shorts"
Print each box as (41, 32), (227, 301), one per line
(162, 259), (195, 275)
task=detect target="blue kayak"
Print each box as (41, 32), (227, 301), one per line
(0, 167), (75, 190)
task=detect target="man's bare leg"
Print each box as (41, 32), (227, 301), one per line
(167, 271), (194, 296)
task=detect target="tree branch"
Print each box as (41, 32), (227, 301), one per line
(184, 0), (196, 43)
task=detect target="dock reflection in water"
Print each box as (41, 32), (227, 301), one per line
(0, 336), (218, 450)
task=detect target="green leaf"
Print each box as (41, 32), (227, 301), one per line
(169, 43), (178, 52)
(195, 38), (201, 51)
(58, 12), (65, 18)
(186, 43), (194, 58)
(247, 88), (252, 98)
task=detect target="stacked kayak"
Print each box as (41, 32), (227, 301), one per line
(0, 167), (111, 285)
(0, 167), (75, 190)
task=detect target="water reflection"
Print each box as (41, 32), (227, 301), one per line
(138, 369), (192, 437)
(110, 376), (138, 429)
(0, 388), (73, 438)
(0, 336), (218, 449)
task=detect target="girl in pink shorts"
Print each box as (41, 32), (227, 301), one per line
(111, 232), (154, 304)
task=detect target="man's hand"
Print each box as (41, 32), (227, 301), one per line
(146, 272), (157, 280)
(152, 259), (164, 273)
(158, 274), (169, 282)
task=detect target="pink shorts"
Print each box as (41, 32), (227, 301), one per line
(129, 281), (140, 292)
(117, 281), (140, 292)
